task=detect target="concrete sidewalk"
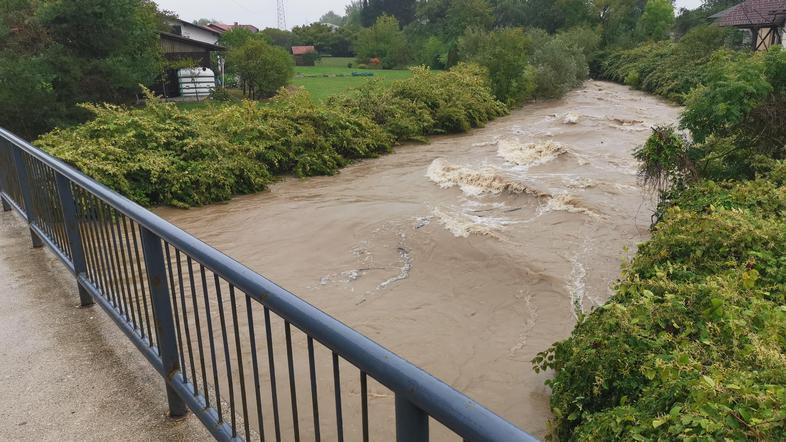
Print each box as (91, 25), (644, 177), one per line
(0, 210), (212, 441)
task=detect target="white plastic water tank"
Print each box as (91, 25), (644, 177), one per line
(177, 67), (216, 99)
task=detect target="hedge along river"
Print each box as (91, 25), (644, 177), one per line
(156, 80), (681, 440)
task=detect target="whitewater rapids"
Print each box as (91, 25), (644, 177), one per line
(157, 81), (681, 440)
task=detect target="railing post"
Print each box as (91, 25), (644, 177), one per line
(0, 164), (10, 212)
(54, 172), (94, 307)
(10, 147), (43, 248)
(396, 395), (429, 442)
(139, 226), (188, 418)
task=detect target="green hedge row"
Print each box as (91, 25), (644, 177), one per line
(35, 64), (505, 207)
(593, 25), (739, 104)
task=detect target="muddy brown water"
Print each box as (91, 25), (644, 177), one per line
(156, 81), (681, 440)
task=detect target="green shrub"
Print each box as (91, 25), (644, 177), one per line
(329, 63), (506, 140)
(36, 96), (271, 208)
(209, 87), (236, 102)
(36, 89), (389, 207)
(36, 65), (506, 208)
(535, 180), (786, 441)
(595, 26), (741, 104)
(527, 28), (590, 99)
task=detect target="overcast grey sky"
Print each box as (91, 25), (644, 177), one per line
(156, 0), (706, 30)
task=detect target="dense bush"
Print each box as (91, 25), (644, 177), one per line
(630, 48), (786, 191)
(595, 26), (736, 103)
(526, 28), (595, 99)
(36, 65), (506, 207)
(457, 26), (598, 104)
(330, 63), (507, 140)
(535, 180), (786, 441)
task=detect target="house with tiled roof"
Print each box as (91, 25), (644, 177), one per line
(712, 0), (786, 50)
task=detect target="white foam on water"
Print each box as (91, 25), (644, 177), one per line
(426, 158), (545, 197)
(539, 193), (600, 218)
(496, 139), (568, 168)
(563, 113), (580, 124)
(567, 253), (587, 319)
(377, 246), (413, 290)
(564, 176), (597, 189)
(432, 207), (515, 238)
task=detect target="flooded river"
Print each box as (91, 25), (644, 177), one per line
(157, 80), (680, 439)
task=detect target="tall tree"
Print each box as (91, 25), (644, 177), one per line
(637, 0), (674, 41)
(360, 0), (417, 27)
(354, 15), (408, 68)
(319, 11), (344, 26)
(0, 0), (164, 138)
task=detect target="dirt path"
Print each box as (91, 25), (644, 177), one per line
(157, 80), (681, 439)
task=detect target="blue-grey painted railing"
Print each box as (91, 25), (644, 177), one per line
(0, 127), (539, 442)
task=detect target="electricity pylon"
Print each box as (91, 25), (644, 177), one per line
(277, 0), (286, 30)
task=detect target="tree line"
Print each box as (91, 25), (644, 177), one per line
(1, 0), (746, 139)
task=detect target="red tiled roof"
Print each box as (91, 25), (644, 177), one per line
(715, 0), (786, 27)
(291, 46), (317, 55)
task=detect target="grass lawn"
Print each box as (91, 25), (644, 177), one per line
(293, 57), (412, 101)
(175, 57), (414, 108)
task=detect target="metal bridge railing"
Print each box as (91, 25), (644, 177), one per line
(0, 127), (539, 442)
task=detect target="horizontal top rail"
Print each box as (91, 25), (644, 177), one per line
(0, 127), (538, 442)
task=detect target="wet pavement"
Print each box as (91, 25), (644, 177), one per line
(0, 210), (211, 441)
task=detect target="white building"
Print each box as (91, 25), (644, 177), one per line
(166, 18), (222, 45)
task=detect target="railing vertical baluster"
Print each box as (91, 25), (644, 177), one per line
(307, 336), (321, 442)
(11, 148), (42, 248)
(139, 226), (187, 418)
(284, 322), (300, 442)
(263, 307), (282, 442)
(1, 196), (10, 212)
(215, 275), (238, 435)
(395, 396), (428, 442)
(54, 173), (93, 307)
(245, 296), (267, 441)
(229, 286), (251, 440)
(332, 352), (344, 442)
(360, 372), (369, 442)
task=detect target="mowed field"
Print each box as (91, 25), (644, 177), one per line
(293, 57), (412, 101)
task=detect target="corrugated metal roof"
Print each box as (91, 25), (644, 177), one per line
(159, 32), (225, 51)
(715, 0), (786, 27)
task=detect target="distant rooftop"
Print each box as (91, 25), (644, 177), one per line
(714, 0), (786, 27)
(207, 22), (260, 33)
(291, 45), (317, 55)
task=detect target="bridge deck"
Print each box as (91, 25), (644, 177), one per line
(0, 210), (211, 441)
